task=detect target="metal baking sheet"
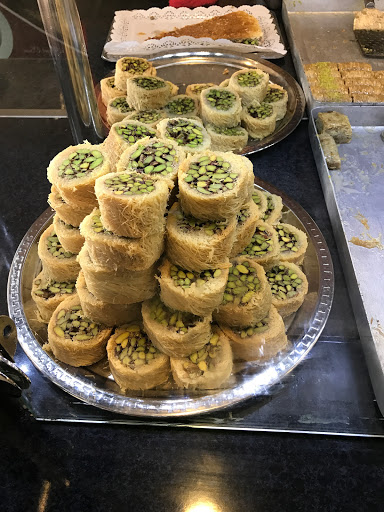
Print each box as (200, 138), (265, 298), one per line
(97, 50), (305, 156)
(282, 0), (384, 111)
(308, 104), (384, 415)
(8, 180), (333, 418)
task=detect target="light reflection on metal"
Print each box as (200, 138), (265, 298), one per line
(185, 500), (221, 512)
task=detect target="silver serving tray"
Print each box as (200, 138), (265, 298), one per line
(7, 179), (333, 417)
(97, 50), (305, 155)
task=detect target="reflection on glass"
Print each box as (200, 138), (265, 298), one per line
(185, 499), (221, 512)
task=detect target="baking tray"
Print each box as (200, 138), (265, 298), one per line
(309, 104), (384, 416)
(97, 50), (305, 156)
(7, 179), (333, 418)
(282, 0), (384, 111)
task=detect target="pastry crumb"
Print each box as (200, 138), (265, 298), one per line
(223, 68), (229, 75)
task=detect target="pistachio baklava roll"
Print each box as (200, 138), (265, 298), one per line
(48, 186), (93, 228)
(53, 215), (85, 254)
(126, 76), (172, 110)
(265, 262), (308, 318)
(76, 271), (141, 327)
(158, 258), (229, 317)
(107, 323), (170, 391)
(238, 220), (280, 267)
(157, 117), (211, 154)
(79, 210), (164, 271)
(178, 150), (254, 221)
(100, 77), (125, 106)
(241, 102), (277, 140)
(31, 271), (76, 323)
(230, 201), (260, 257)
(252, 189), (268, 218)
(164, 95), (198, 118)
(219, 305), (287, 362)
(200, 87), (242, 128)
(123, 109), (166, 129)
(263, 84), (288, 121)
(186, 83), (215, 104)
(38, 227), (80, 282)
(170, 329), (233, 390)
(47, 295), (112, 367)
(166, 80), (179, 97)
(228, 69), (269, 106)
(106, 96), (134, 125)
(205, 124), (248, 153)
(95, 171), (169, 238)
(276, 223), (308, 265)
(166, 202), (236, 272)
(78, 246), (157, 304)
(142, 296), (211, 358)
(213, 259), (272, 327)
(261, 192), (283, 224)
(114, 57), (156, 92)
(219, 79), (230, 88)
(47, 143), (110, 207)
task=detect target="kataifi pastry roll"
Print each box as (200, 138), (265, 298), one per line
(114, 57), (156, 92)
(171, 328), (232, 390)
(261, 192), (283, 224)
(205, 124), (248, 153)
(100, 77), (125, 106)
(123, 109), (166, 129)
(106, 96), (134, 125)
(276, 223), (308, 265)
(158, 258), (229, 317)
(241, 102), (277, 140)
(219, 79), (230, 87)
(230, 200), (260, 257)
(47, 294), (112, 367)
(107, 323), (170, 392)
(316, 111), (352, 144)
(78, 246), (157, 305)
(219, 305), (287, 362)
(186, 83), (216, 104)
(38, 227), (80, 282)
(252, 188), (268, 218)
(228, 68), (269, 106)
(95, 171), (168, 238)
(166, 202), (236, 272)
(31, 271), (76, 323)
(238, 220), (280, 266)
(53, 214), (84, 254)
(79, 209), (164, 271)
(76, 271), (141, 327)
(142, 296), (211, 358)
(116, 137), (185, 185)
(263, 84), (288, 121)
(47, 143), (110, 207)
(48, 186), (93, 228)
(200, 87), (242, 128)
(178, 150), (254, 221)
(213, 259), (272, 327)
(157, 117), (211, 154)
(126, 76), (172, 110)
(163, 95), (198, 118)
(166, 80), (179, 96)
(265, 262), (308, 318)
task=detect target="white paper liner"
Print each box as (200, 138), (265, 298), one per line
(103, 5), (286, 59)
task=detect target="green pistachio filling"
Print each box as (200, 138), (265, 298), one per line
(183, 333), (221, 374)
(237, 207), (251, 224)
(115, 123), (156, 144)
(206, 89), (236, 111)
(57, 218), (77, 230)
(149, 297), (201, 333)
(107, 78), (117, 88)
(111, 97), (134, 113)
(241, 225), (274, 257)
(184, 154), (237, 195)
(266, 265), (303, 300)
(127, 141), (176, 176)
(248, 102), (274, 119)
(133, 77), (165, 90)
(166, 97), (195, 115)
(104, 173), (155, 196)
(114, 324), (159, 368)
(53, 305), (100, 340)
(46, 233), (74, 259)
(222, 261), (260, 305)
(58, 149), (104, 179)
(170, 264), (222, 289)
(234, 318), (269, 338)
(212, 125), (244, 136)
(264, 87), (285, 103)
(252, 191), (262, 206)
(191, 83), (214, 95)
(91, 214), (113, 235)
(165, 119), (204, 148)
(277, 225), (299, 252)
(237, 70), (263, 87)
(34, 279), (76, 299)
(130, 109), (163, 124)
(176, 211), (230, 236)
(263, 195), (274, 221)
(232, 38), (260, 46)
(121, 58), (150, 74)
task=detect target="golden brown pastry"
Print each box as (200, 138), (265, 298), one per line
(31, 271), (76, 324)
(265, 262), (308, 317)
(37, 226), (80, 282)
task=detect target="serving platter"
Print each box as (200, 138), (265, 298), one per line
(8, 178), (333, 418)
(97, 50), (305, 156)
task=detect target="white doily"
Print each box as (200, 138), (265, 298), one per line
(103, 5), (286, 60)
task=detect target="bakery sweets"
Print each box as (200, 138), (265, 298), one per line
(239, 220), (280, 267)
(157, 117), (211, 154)
(276, 223), (308, 265)
(126, 76), (172, 110)
(318, 133), (341, 170)
(228, 68), (269, 107)
(100, 77), (125, 106)
(164, 95), (198, 118)
(53, 215), (84, 255)
(106, 96), (134, 125)
(37, 227), (80, 282)
(316, 111), (352, 144)
(261, 192), (283, 224)
(48, 186), (93, 228)
(31, 271), (76, 323)
(205, 124), (248, 153)
(241, 102), (277, 140)
(123, 109), (166, 129)
(200, 87), (242, 128)
(265, 262), (308, 317)
(230, 200), (260, 257)
(354, 9), (384, 57)
(263, 84), (288, 121)
(114, 57), (156, 92)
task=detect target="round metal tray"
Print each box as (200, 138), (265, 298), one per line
(98, 50), (305, 155)
(8, 179), (333, 418)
